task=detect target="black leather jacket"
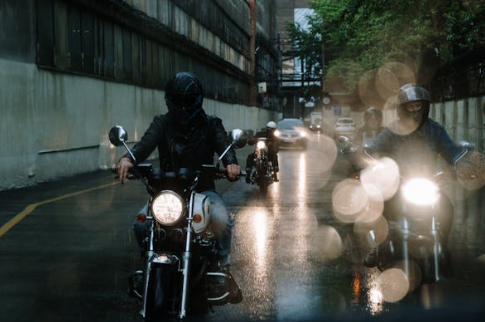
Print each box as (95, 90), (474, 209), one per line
(125, 113), (238, 191)
(371, 118), (465, 178)
(249, 129), (280, 155)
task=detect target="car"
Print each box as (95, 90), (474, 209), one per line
(333, 117), (356, 139)
(309, 118), (323, 132)
(275, 118), (308, 149)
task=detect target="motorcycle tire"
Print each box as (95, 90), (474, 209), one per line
(255, 163), (270, 193)
(421, 244), (451, 284)
(259, 179), (269, 193)
(145, 265), (176, 321)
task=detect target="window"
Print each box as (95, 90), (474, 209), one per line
(68, 7), (82, 71)
(37, 0), (55, 67)
(35, 0), (250, 104)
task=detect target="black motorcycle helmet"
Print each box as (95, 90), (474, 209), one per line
(363, 107), (383, 129)
(165, 72), (204, 126)
(396, 83), (430, 122)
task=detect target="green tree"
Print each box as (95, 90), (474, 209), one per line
(285, 20), (324, 102)
(287, 0), (485, 105)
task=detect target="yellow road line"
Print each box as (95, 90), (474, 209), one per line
(0, 181), (119, 239)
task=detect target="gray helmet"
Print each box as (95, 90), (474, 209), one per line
(396, 83), (430, 121)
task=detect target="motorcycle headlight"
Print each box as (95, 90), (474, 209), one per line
(151, 191), (185, 225)
(256, 140), (267, 150)
(402, 178), (440, 206)
(274, 130), (281, 137)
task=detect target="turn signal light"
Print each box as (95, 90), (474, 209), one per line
(137, 213), (147, 222)
(193, 213), (202, 223)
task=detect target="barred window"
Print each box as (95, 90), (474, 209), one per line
(36, 0), (250, 105)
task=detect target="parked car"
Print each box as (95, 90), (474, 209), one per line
(275, 118), (308, 149)
(333, 117), (356, 138)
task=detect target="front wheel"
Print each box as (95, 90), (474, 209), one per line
(259, 179), (269, 193)
(145, 265), (176, 321)
(421, 242), (452, 283)
(256, 164), (270, 193)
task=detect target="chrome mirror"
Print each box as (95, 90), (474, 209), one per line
(109, 126), (128, 147)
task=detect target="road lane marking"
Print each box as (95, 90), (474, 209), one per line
(0, 182), (118, 239)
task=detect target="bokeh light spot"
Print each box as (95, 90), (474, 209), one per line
(356, 183), (384, 224)
(311, 225), (343, 261)
(353, 215), (389, 250)
(332, 179), (369, 223)
(377, 268), (410, 303)
(360, 157), (400, 200)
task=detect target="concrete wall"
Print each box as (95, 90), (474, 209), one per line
(0, 58), (279, 191)
(431, 97), (485, 152)
(318, 97), (485, 154)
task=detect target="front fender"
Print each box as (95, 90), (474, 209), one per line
(191, 193), (211, 234)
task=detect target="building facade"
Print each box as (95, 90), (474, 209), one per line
(0, 0), (281, 190)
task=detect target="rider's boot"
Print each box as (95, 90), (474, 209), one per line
(128, 270), (144, 299)
(245, 168), (252, 183)
(273, 166), (279, 182)
(273, 172), (279, 182)
(363, 246), (382, 268)
(216, 255), (243, 304)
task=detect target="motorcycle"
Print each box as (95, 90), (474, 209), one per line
(365, 173), (453, 288)
(108, 125), (247, 321)
(362, 144), (472, 290)
(246, 137), (276, 193)
(336, 135), (369, 180)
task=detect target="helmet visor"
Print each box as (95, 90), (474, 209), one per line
(398, 85), (430, 105)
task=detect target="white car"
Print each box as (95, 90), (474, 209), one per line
(333, 117), (356, 138)
(275, 118), (308, 149)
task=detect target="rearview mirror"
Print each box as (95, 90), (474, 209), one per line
(109, 126), (128, 147)
(230, 129), (248, 149)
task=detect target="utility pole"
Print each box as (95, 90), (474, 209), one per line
(321, 42), (326, 92)
(249, 0), (256, 106)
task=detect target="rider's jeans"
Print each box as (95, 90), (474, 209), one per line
(132, 189), (233, 258)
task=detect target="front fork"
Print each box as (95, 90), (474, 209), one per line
(402, 216), (442, 283)
(140, 222), (156, 318)
(139, 193), (196, 320)
(402, 218), (410, 277)
(179, 192), (196, 320)
(431, 216), (442, 282)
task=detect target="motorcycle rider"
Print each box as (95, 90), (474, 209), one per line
(363, 83), (478, 268)
(116, 72), (242, 300)
(245, 121), (280, 183)
(353, 107), (385, 147)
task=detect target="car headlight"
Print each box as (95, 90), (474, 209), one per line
(256, 140), (266, 150)
(151, 191), (185, 225)
(298, 130), (307, 137)
(402, 178), (440, 206)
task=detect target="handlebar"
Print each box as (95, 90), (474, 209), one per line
(124, 163), (244, 182)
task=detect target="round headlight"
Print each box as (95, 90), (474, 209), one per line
(256, 140), (267, 150)
(151, 191), (185, 225)
(402, 178), (440, 206)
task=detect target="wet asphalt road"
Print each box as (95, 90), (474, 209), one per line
(1, 133), (485, 322)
